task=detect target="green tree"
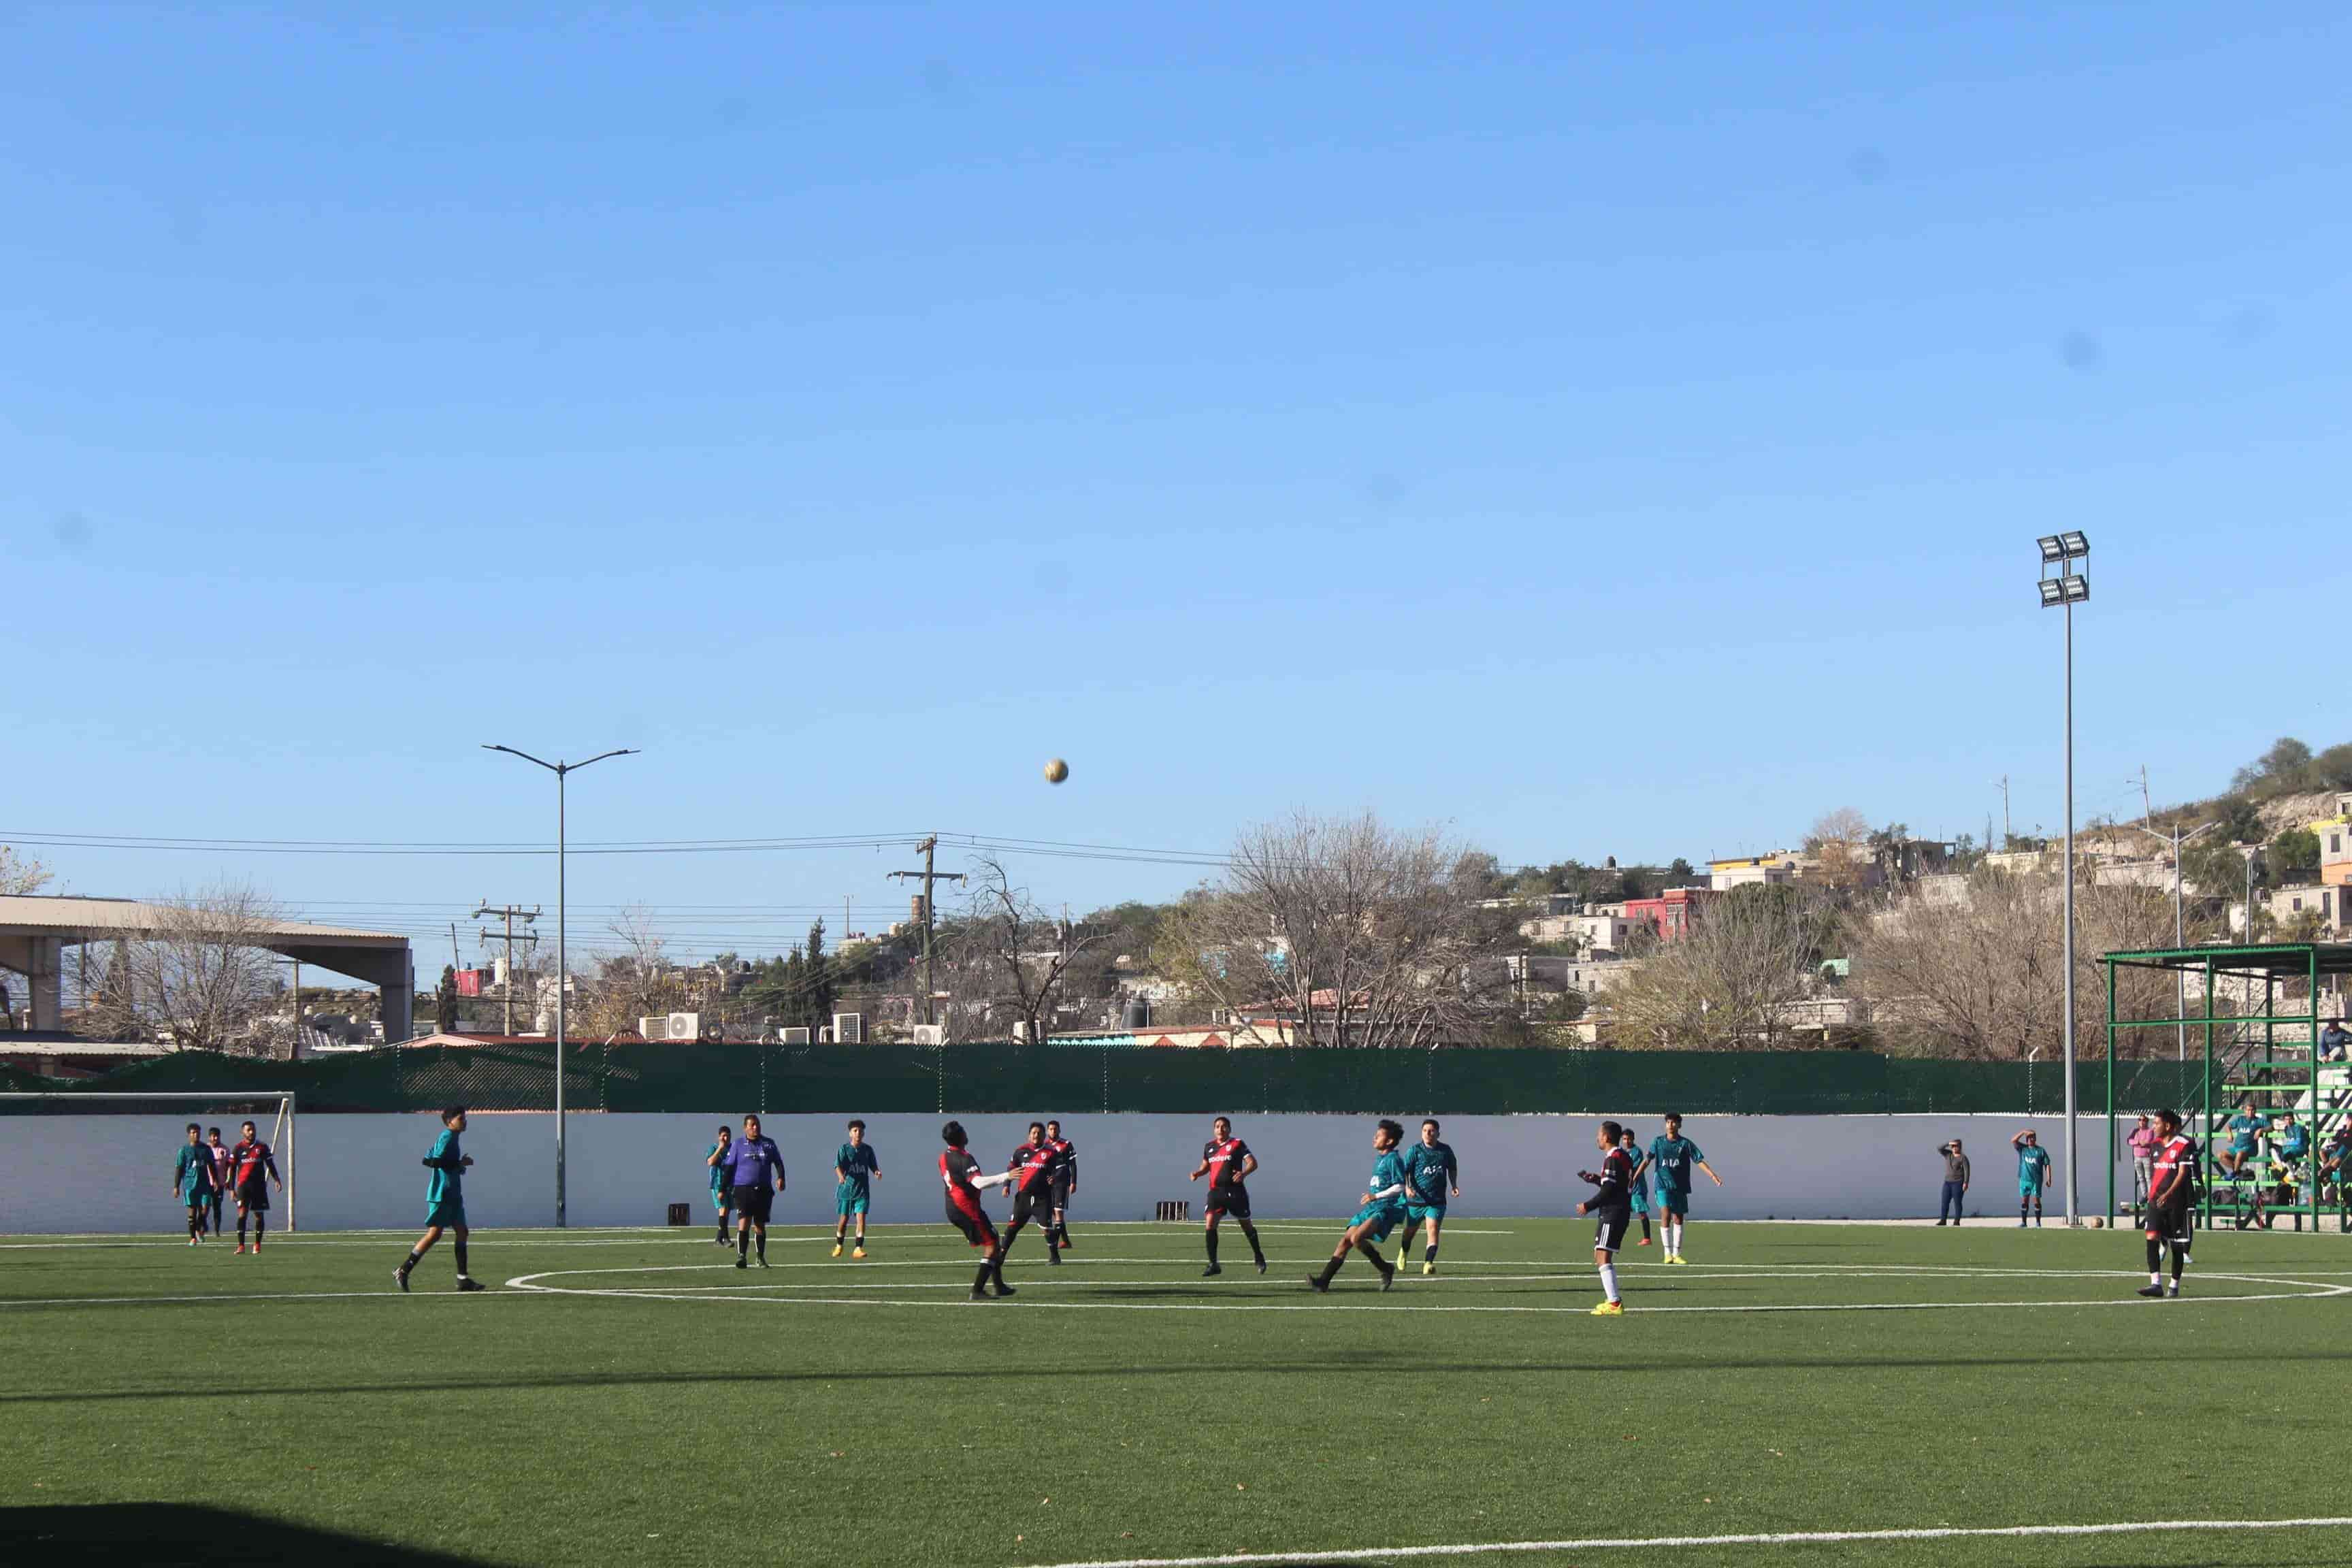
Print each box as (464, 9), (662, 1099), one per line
(2271, 826), (2321, 881)
(800, 919), (837, 1034)
(436, 965), (459, 1033)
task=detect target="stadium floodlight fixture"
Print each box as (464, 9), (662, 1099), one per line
(2058, 574), (2089, 604)
(2038, 578), (2065, 606)
(2038, 534), (2068, 563)
(2030, 534), (2089, 1227)
(2057, 530), (2089, 558)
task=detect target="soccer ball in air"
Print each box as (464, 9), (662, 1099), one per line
(1044, 758), (1070, 784)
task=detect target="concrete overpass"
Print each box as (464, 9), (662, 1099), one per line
(0, 895), (414, 1042)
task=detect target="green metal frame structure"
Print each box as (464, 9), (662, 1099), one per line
(2101, 942), (2352, 1232)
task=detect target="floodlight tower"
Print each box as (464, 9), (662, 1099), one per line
(2036, 532), (2089, 1226)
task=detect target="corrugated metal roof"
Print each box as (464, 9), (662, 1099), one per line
(0, 895), (406, 945)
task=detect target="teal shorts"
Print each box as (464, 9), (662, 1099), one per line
(836, 1185), (870, 1217)
(1630, 1188), (1651, 1214)
(1350, 1203), (1405, 1243)
(1404, 1202), (1446, 1227)
(426, 1198), (467, 1229)
(711, 1186), (730, 1212)
(1654, 1190), (1690, 1216)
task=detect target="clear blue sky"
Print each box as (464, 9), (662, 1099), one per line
(6, 4), (2347, 964)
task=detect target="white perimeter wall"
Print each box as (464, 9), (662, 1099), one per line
(0, 1112), (2139, 1235)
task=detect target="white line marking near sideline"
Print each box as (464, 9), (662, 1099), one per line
(0, 1288), (538, 1308)
(1017, 1514), (2352, 1567)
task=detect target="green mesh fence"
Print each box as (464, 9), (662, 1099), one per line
(0, 1041), (2207, 1117)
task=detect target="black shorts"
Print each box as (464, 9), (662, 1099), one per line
(947, 1198), (998, 1251)
(731, 1185), (774, 1225)
(1010, 1187), (1055, 1229)
(235, 1179), (270, 1213)
(1592, 1208), (1631, 1254)
(1205, 1183), (1251, 1220)
(1047, 1180), (1073, 1212)
(2146, 1200), (2191, 1243)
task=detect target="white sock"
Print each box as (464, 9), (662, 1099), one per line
(1598, 1262), (1619, 1303)
(1669, 1222), (1683, 1255)
(2149, 1271), (2161, 1285)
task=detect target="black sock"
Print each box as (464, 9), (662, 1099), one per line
(1641, 1215), (1652, 1240)
(253, 1214), (265, 1243)
(992, 1254), (1007, 1287)
(453, 1238), (468, 1277)
(1360, 1241), (1392, 1273)
(1205, 1230), (1220, 1265)
(737, 1230), (750, 1259)
(237, 1216), (248, 1243)
(399, 1247), (422, 1274)
(973, 1260), (994, 1292)
(755, 1231), (766, 1262)
(2172, 1244), (2187, 1282)
(1425, 1245), (1438, 1264)
(1315, 1254), (1343, 1284)
(1240, 1221), (1264, 1263)
(2146, 1239), (2161, 1273)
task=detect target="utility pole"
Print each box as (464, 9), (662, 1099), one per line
(1999, 777), (2012, 849)
(2138, 764), (2153, 830)
(474, 902), (542, 1036)
(888, 837), (965, 1028)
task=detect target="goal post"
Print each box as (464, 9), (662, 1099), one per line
(0, 1093), (298, 1232)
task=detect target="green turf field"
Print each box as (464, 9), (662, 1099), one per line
(3, 1218), (2349, 1567)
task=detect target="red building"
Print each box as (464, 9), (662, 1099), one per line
(1624, 886), (1716, 943)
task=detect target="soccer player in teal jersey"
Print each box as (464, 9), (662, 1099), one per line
(1397, 1120), (1459, 1275)
(1633, 1111), (1722, 1264)
(705, 1124), (734, 1245)
(396, 1106), (485, 1293)
(1306, 1120), (1408, 1293)
(2219, 1096), (2263, 1179)
(832, 1119), (881, 1258)
(1621, 1128), (1654, 1247)
(172, 1123), (214, 1245)
(2012, 1129), (2052, 1227)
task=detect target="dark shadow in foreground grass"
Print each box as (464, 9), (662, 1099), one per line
(16, 1345), (2352, 1407)
(0, 1505), (484, 1566)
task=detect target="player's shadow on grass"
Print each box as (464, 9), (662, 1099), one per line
(0, 1504), (487, 1566)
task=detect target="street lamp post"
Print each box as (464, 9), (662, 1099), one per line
(483, 743), (639, 1228)
(2036, 533), (2089, 1226)
(2134, 819), (2217, 1060)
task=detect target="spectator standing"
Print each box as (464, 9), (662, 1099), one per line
(2127, 1115), (2159, 1215)
(1937, 1139), (1971, 1226)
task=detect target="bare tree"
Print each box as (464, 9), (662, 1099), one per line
(77, 885), (289, 1055)
(1605, 883), (1839, 1049)
(572, 907), (691, 1038)
(1806, 807), (1872, 891)
(941, 858), (1106, 1045)
(0, 845), (50, 897)
(1154, 813), (1511, 1049)
(1850, 868), (2193, 1060)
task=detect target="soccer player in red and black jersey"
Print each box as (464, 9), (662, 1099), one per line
(1187, 1115), (1267, 1277)
(1576, 1120), (1635, 1316)
(939, 1121), (1018, 1300)
(2138, 1107), (2198, 1298)
(227, 1120), (284, 1254)
(1044, 1118), (1077, 1252)
(1001, 1122), (1066, 1267)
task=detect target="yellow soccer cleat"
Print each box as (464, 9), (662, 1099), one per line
(1421, 1260), (1435, 1276)
(1591, 1299), (1624, 1316)
(831, 1243), (843, 1258)
(852, 1245), (867, 1260)
(1667, 1254), (1691, 1266)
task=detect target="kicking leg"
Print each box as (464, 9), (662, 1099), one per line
(396, 1224), (442, 1290)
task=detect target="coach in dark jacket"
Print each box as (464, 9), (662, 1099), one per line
(1936, 1141), (1971, 1226)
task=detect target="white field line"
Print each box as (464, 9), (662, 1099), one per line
(1019, 1514), (2352, 1568)
(0, 1288), (536, 1308)
(502, 1268), (2351, 1314)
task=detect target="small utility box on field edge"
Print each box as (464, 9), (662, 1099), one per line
(666, 1203), (692, 1226)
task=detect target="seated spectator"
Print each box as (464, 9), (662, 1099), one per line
(2322, 1018), (2350, 1063)
(2217, 1096), (2264, 1179)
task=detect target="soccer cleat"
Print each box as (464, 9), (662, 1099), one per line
(852, 1245), (867, 1260)
(1305, 1274), (1329, 1292)
(1637, 1237), (1652, 1246)
(756, 1256), (770, 1269)
(1422, 1260), (1436, 1276)
(1056, 1232), (1073, 1252)
(734, 1256), (748, 1270)
(1591, 1300), (1624, 1316)
(1377, 1264), (1396, 1292)
(2136, 1284), (2165, 1297)
(991, 1282), (1017, 1298)
(2168, 1284), (2182, 1298)
(455, 1277), (487, 1293)
(831, 1243), (843, 1258)
(188, 1237), (199, 1247)
(394, 1267), (411, 1293)
(233, 1244), (247, 1256)
(1048, 1252), (1062, 1267)
(968, 1288), (991, 1302)
(1201, 1263), (1222, 1277)
(1255, 1258), (1267, 1275)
